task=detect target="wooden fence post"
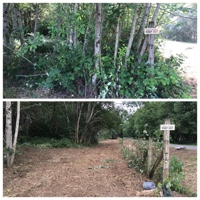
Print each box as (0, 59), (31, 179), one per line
(148, 21), (155, 71)
(163, 118), (170, 180)
(147, 136), (152, 173)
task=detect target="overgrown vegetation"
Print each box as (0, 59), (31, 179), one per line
(3, 3), (196, 98)
(121, 139), (196, 196)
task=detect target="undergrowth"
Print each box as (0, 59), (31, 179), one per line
(120, 139), (196, 197)
(17, 136), (84, 149)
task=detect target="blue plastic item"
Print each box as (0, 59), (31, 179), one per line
(143, 182), (156, 190)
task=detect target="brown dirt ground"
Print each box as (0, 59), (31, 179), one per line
(4, 139), (197, 197)
(4, 139), (157, 197)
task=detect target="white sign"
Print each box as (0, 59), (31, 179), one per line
(160, 124), (175, 130)
(144, 28), (160, 34)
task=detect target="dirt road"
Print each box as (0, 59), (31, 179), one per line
(3, 140), (154, 197)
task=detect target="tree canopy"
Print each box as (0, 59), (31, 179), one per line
(125, 102), (197, 144)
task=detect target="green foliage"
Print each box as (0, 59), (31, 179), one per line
(121, 139), (148, 174)
(162, 4), (197, 43)
(161, 155), (196, 196)
(4, 3), (194, 98)
(168, 156), (185, 191)
(51, 138), (82, 148)
(13, 102), (122, 146)
(5, 147), (14, 155)
(156, 155), (197, 196)
(125, 102), (197, 144)
(18, 136), (83, 149)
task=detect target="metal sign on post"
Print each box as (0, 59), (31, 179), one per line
(160, 124), (175, 130)
(144, 28), (160, 35)
(161, 119), (175, 180)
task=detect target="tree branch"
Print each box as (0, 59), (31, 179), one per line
(3, 44), (36, 66)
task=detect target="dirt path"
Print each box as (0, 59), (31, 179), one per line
(3, 140), (155, 197)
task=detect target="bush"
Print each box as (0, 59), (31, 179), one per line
(51, 138), (75, 148)
(18, 136), (82, 149)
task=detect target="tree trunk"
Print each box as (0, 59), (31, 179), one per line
(136, 3), (151, 54)
(13, 4), (24, 48)
(114, 18), (120, 67)
(147, 21), (155, 72)
(34, 3), (39, 39)
(138, 36), (147, 63)
(152, 3), (161, 22)
(138, 3), (160, 63)
(3, 3), (10, 46)
(5, 101), (12, 168)
(124, 6), (138, 67)
(92, 3), (102, 96)
(74, 102), (83, 144)
(28, 11), (32, 32)
(83, 4), (94, 53)
(10, 102), (21, 166)
(16, 4), (25, 48)
(113, 17), (121, 95)
(73, 3), (78, 47)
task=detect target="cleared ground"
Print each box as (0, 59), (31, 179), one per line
(3, 140), (154, 197)
(3, 139), (197, 197)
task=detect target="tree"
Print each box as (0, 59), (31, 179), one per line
(124, 6), (138, 67)
(10, 102), (21, 166)
(5, 102), (21, 167)
(92, 3), (102, 96)
(3, 3), (195, 99)
(3, 3), (10, 46)
(34, 3), (39, 39)
(125, 102), (197, 144)
(13, 4), (24, 47)
(5, 101), (12, 167)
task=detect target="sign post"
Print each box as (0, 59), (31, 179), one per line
(160, 119), (175, 180)
(144, 21), (159, 78)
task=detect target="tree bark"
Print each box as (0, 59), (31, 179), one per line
(147, 21), (155, 72)
(73, 3), (78, 47)
(138, 3), (160, 63)
(114, 18), (120, 67)
(3, 3), (10, 46)
(92, 3), (102, 96)
(74, 102), (83, 144)
(34, 3), (39, 39)
(10, 102), (21, 166)
(113, 17), (121, 95)
(13, 4), (25, 48)
(124, 6), (138, 67)
(136, 3), (151, 54)
(83, 4), (94, 53)
(5, 101), (12, 168)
